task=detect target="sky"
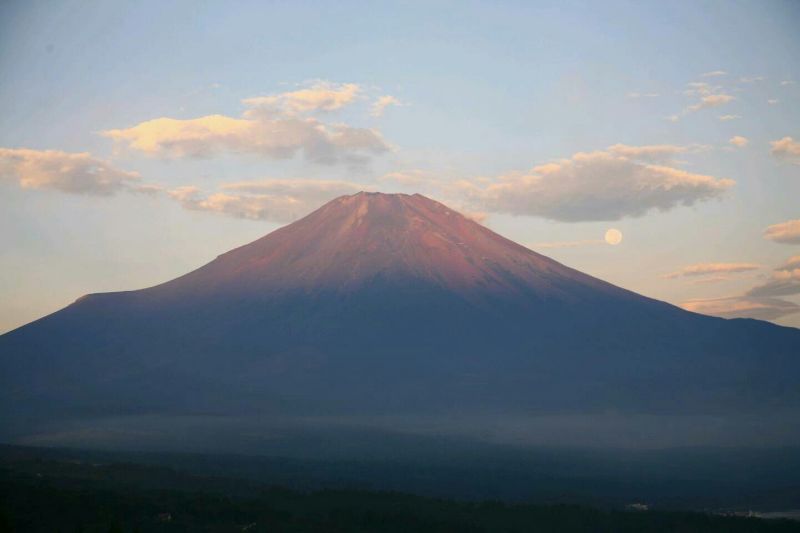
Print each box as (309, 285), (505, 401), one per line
(1, 0), (799, 333)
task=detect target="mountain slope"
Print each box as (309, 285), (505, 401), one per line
(1, 192), (799, 447)
(139, 191), (639, 299)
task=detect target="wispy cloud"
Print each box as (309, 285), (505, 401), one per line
(456, 144), (733, 222)
(681, 255), (800, 321)
(684, 82), (719, 97)
(776, 255), (800, 272)
(242, 81), (361, 114)
(168, 179), (366, 222)
(606, 143), (708, 161)
(370, 95), (403, 117)
(664, 262), (761, 279)
(671, 81), (736, 120)
(718, 114), (741, 121)
(682, 296), (799, 321)
(764, 219), (800, 244)
(0, 147), (146, 196)
(741, 254), (800, 298)
(687, 93), (735, 112)
(689, 276), (734, 285)
(747, 270), (800, 298)
(701, 70), (727, 78)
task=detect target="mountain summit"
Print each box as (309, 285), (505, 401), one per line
(1, 192), (799, 448)
(154, 192), (629, 300)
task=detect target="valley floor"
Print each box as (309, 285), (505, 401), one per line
(1, 445), (799, 533)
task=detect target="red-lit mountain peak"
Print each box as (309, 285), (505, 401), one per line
(162, 192), (618, 299)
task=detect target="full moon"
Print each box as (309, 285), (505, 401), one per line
(604, 228), (623, 245)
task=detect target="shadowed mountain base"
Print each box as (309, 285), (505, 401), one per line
(1, 193), (799, 450)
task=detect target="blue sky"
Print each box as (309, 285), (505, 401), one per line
(1, 0), (799, 332)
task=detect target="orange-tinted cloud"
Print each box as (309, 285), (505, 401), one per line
(457, 145), (733, 222)
(764, 219), (800, 244)
(664, 262), (760, 279)
(0, 147), (143, 195)
(729, 136), (749, 148)
(370, 95), (403, 117)
(242, 81), (361, 114)
(682, 296), (799, 321)
(103, 83), (389, 165)
(169, 179), (366, 222)
(687, 93), (735, 111)
(770, 137), (800, 163)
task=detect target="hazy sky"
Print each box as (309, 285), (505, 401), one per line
(1, 0), (799, 333)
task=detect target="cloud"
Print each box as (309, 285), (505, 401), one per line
(747, 269), (800, 298)
(370, 95), (403, 117)
(168, 179), (365, 222)
(104, 113), (388, 165)
(222, 178), (364, 199)
(606, 143), (704, 161)
(701, 70), (727, 78)
(776, 255), (800, 272)
(767, 99), (779, 105)
(689, 276), (733, 285)
(460, 210), (488, 224)
(241, 81), (361, 114)
(718, 114), (741, 121)
(377, 170), (488, 222)
(739, 76), (765, 83)
(764, 219), (800, 244)
(729, 136), (749, 148)
(674, 82), (735, 119)
(781, 80), (796, 86)
(687, 93), (735, 112)
(0, 147), (143, 196)
(770, 137), (800, 163)
(130, 183), (164, 195)
(664, 262), (761, 279)
(103, 83), (390, 165)
(684, 82), (718, 97)
(457, 145), (734, 222)
(682, 296), (799, 321)
(681, 255), (800, 322)
(742, 255), (800, 298)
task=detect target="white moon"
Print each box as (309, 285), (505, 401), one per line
(604, 228), (623, 245)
